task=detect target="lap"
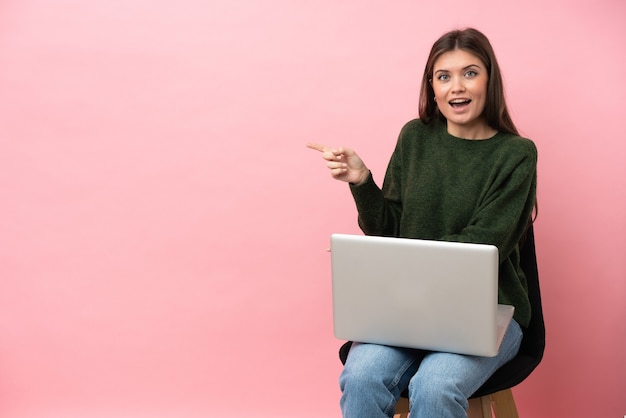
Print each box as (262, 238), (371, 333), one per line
(410, 319), (524, 396)
(343, 319), (523, 398)
(341, 343), (425, 394)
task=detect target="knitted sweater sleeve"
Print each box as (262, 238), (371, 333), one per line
(440, 141), (537, 262)
(348, 141), (404, 237)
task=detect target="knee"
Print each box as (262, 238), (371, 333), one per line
(408, 372), (468, 412)
(340, 358), (400, 416)
(339, 344), (402, 394)
(339, 359), (386, 393)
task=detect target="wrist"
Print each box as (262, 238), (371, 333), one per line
(351, 170), (370, 186)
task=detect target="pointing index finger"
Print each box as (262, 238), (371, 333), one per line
(306, 143), (327, 153)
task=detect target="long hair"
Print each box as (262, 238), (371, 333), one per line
(418, 28), (519, 136)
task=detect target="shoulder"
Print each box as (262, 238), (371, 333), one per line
(399, 118), (442, 136)
(491, 133), (538, 176)
(497, 133), (537, 161)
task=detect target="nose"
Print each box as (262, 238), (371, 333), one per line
(451, 75), (466, 92)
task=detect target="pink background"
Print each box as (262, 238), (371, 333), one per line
(1, 0), (625, 417)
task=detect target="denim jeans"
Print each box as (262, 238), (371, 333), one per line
(339, 319), (523, 418)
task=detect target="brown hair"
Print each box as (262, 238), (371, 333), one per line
(418, 28), (519, 136)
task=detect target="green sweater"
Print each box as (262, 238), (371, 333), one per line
(349, 118), (537, 328)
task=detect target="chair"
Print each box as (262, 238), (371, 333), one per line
(338, 225), (545, 418)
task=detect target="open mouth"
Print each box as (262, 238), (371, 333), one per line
(449, 99), (471, 108)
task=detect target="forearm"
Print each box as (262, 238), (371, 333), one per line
(349, 171), (401, 237)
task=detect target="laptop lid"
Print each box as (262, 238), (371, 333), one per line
(330, 234), (514, 357)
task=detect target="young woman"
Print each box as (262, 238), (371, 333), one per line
(308, 28), (537, 418)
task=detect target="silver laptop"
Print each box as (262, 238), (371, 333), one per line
(330, 234), (514, 357)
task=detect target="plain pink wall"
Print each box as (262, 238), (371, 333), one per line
(1, 0), (625, 417)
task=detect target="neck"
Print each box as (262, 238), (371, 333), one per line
(447, 120), (498, 140)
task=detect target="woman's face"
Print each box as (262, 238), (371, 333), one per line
(431, 49), (492, 139)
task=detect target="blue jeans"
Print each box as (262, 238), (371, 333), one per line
(339, 319), (523, 418)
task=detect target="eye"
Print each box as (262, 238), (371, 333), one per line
(465, 70), (478, 78)
(436, 74), (450, 81)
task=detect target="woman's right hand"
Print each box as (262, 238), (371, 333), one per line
(307, 143), (370, 185)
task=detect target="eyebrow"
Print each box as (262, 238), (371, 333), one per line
(434, 64), (482, 74)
